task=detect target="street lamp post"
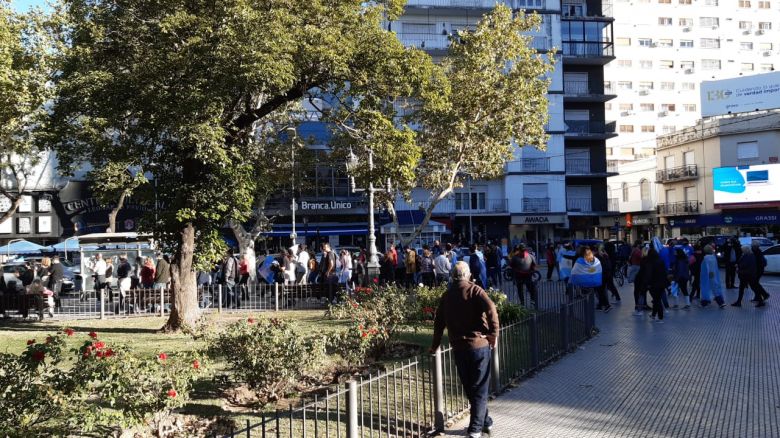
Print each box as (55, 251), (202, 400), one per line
(345, 147), (391, 281)
(6, 238), (24, 259)
(287, 127), (298, 244)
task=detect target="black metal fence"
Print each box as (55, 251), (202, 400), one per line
(222, 285), (597, 438)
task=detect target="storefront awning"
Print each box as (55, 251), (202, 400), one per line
(261, 225), (368, 237)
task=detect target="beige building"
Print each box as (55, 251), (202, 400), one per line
(655, 111), (780, 239)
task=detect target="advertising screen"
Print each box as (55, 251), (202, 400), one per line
(701, 72), (780, 117)
(713, 163), (780, 206)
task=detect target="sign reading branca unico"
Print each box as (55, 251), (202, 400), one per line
(299, 200), (354, 211)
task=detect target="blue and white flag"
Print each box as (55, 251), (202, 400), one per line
(257, 255), (276, 284)
(558, 249), (576, 280)
(570, 257), (602, 288)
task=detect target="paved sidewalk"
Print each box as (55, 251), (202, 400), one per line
(441, 276), (780, 438)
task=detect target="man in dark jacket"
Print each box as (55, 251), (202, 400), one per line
(724, 238), (739, 289)
(431, 262), (499, 438)
(638, 247), (669, 322)
(732, 245), (769, 307)
(47, 256), (65, 308)
(220, 249), (239, 308)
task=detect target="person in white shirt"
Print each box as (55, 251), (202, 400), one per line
(296, 245), (310, 285)
(91, 253), (108, 297)
(434, 244), (453, 285)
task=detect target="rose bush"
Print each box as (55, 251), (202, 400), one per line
(0, 330), (201, 437)
(206, 317), (326, 403)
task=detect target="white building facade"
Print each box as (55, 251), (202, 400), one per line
(605, 0), (780, 163)
(604, 156), (660, 241)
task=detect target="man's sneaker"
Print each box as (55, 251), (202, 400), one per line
(483, 425), (493, 433)
(654, 319), (664, 324)
(731, 302), (741, 307)
(719, 303), (727, 309)
(633, 310), (644, 316)
(469, 433), (482, 438)
(603, 305), (612, 313)
(756, 301), (767, 308)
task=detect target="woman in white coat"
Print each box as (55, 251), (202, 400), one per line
(339, 249), (353, 291)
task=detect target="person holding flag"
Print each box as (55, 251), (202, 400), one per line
(570, 246), (608, 312)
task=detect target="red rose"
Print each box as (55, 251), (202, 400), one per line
(361, 331), (368, 338)
(88, 332), (98, 339)
(96, 350), (104, 358)
(94, 341), (106, 350)
(32, 351), (45, 362)
(192, 359), (200, 370)
(26, 339), (35, 346)
(64, 328), (75, 336)
(104, 349), (115, 357)
(167, 389), (177, 398)
(247, 318), (255, 324)
(45, 336), (54, 344)
(351, 302), (358, 308)
(372, 277), (379, 284)
(82, 351), (90, 358)
(158, 352), (168, 361)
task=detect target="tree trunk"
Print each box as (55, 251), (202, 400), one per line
(0, 196), (24, 227)
(386, 187), (454, 248)
(229, 219), (256, 282)
(107, 191), (128, 233)
(162, 222), (199, 332)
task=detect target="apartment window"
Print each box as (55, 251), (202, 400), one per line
(658, 39), (673, 47)
(760, 63), (775, 71)
(665, 189), (676, 203)
(684, 186), (696, 203)
(658, 0), (671, 3)
(619, 125), (634, 133)
(703, 0), (718, 4)
(739, 0), (751, 7)
(662, 125), (676, 134)
(661, 103), (676, 112)
(658, 17), (673, 26)
(661, 81), (675, 90)
(617, 59), (633, 67)
(605, 103), (613, 110)
(638, 38), (653, 47)
(640, 179), (651, 199)
(700, 38), (720, 49)
(619, 103), (634, 111)
(682, 82), (696, 90)
(640, 103), (655, 111)
(683, 104), (696, 112)
(679, 18), (693, 27)
(639, 81), (654, 90)
(660, 60), (674, 69)
(679, 0), (692, 3)
(737, 141), (759, 159)
(606, 147), (613, 156)
(622, 183), (629, 202)
(740, 42), (754, 50)
(680, 40), (694, 48)
(700, 17), (719, 27)
(616, 37), (631, 46)
(759, 0), (770, 7)
(680, 60), (695, 69)
(621, 148), (636, 156)
(702, 59), (721, 70)
(516, 0), (544, 7)
(759, 22), (772, 30)
(641, 125), (655, 133)
(739, 21), (753, 30)
(640, 60), (653, 69)
(618, 81), (633, 90)
(759, 42), (773, 50)
(742, 62), (755, 71)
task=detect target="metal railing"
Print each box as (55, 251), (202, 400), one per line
(567, 197), (592, 212)
(409, 198), (509, 214)
(566, 158), (591, 174)
(223, 284), (596, 438)
(522, 197), (551, 213)
(564, 120), (616, 135)
(520, 157), (550, 172)
(562, 41), (615, 58)
(397, 32), (550, 52)
(657, 200), (699, 216)
(656, 165), (698, 182)
(564, 79), (591, 95)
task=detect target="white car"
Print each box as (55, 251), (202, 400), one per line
(763, 245), (780, 274)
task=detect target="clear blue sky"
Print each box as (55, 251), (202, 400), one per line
(10, 0), (49, 11)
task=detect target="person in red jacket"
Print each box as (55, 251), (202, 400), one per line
(140, 257), (156, 288)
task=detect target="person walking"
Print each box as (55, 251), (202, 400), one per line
(571, 246), (608, 312)
(140, 257), (155, 289)
(751, 241), (769, 302)
(690, 244), (703, 301)
(297, 244), (310, 285)
(405, 247), (418, 287)
(47, 255), (65, 310)
(545, 245), (556, 281)
(380, 250), (396, 285)
(154, 253), (170, 292)
(468, 244), (487, 290)
(724, 237), (739, 289)
(486, 244), (501, 288)
(430, 262), (499, 438)
(732, 245), (769, 307)
(510, 244), (538, 308)
(434, 246), (452, 285)
(420, 248), (435, 287)
(597, 245), (621, 302)
(319, 243), (338, 302)
(339, 249), (353, 291)
(672, 248), (691, 310)
(639, 246), (668, 322)
(220, 250), (239, 308)
(116, 254), (132, 312)
(700, 245), (726, 308)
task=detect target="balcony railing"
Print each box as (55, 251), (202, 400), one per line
(564, 120), (617, 135)
(409, 198), (508, 214)
(567, 197), (592, 212)
(657, 201), (699, 216)
(562, 0), (613, 17)
(521, 157), (550, 173)
(608, 198), (619, 212)
(607, 161), (619, 173)
(398, 33), (549, 52)
(562, 41), (615, 58)
(564, 79), (590, 95)
(656, 165), (698, 183)
(566, 158), (591, 174)
(522, 197), (551, 213)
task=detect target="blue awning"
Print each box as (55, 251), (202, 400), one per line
(389, 210), (427, 226)
(48, 239), (80, 252)
(0, 240), (47, 255)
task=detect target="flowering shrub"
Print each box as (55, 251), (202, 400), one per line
(411, 285), (446, 322)
(0, 330), (202, 437)
(206, 317), (325, 403)
(487, 290), (530, 323)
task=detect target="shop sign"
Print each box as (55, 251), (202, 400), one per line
(668, 218), (697, 227)
(625, 213), (632, 228)
(632, 217), (653, 226)
(299, 200), (353, 210)
(512, 214), (566, 225)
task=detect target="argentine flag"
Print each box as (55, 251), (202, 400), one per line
(570, 257), (602, 288)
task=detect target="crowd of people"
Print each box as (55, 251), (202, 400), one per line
(0, 256), (65, 318)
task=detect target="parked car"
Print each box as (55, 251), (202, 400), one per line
(739, 237), (776, 251)
(763, 245), (780, 274)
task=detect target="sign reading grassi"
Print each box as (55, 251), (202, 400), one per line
(701, 71), (780, 117)
(713, 163), (780, 206)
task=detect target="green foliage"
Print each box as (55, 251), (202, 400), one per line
(328, 286), (411, 364)
(412, 285), (446, 322)
(0, 329), (201, 437)
(206, 317), (326, 402)
(487, 289), (530, 324)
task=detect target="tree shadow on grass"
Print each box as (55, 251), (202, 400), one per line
(0, 320), (160, 335)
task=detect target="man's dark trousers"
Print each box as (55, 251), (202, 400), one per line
(453, 346), (493, 435)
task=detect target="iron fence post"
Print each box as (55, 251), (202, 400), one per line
(588, 292), (596, 333)
(99, 289), (105, 320)
(432, 348), (445, 432)
(529, 314), (540, 368)
(346, 380), (358, 438)
(490, 343), (500, 394)
(160, 287), (165, 317)
(218, 285), (223, 313)
(560, 303), (570, 351)
(274, 283), (279, 312)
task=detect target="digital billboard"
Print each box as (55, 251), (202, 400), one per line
(713, 163), (780, 207)
(701, 72), (780, 117)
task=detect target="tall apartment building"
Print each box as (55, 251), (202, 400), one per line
(604, 0), (780, 163)
(393, 0), (616, 245)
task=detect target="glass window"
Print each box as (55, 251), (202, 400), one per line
(662, 125), (676, 134)
(658, 17), (673, 26)
(700, 38), (720, 49)
(739, 0), (752, 7)
(702, 59), (721, 70)
(616, 37), (631, 46)
(679, 0), (692, 3)
(741, 42), (754, 50)
(605, 102), (613, 110)
(640, 103), (655, 111)
(638, 38), (653, 47)
(742, 63), (754, 71)
(704, 0), (718, 4)
(661, 103), (676, 112)
(619, 103), (634, 111)
(658, 0), (671, 3)
(661, 81), (675, 90)
(739, 21), (753, 30)
(759, 42), (773, 50)
(680, 40), (694, 48)
(760, 63), (775, 71)
(759, 22), (772, 30)
(682, 82), (696, 90)
(759, 1), (770, 7)
(639, 81), (654, 90)
(683, 104), (697, 112)
(700, 17), (719, 27)
(679, 18), (693, 27)
(619, 125), (634, 133)
(622, 183), (629, 202)
(640, 60), (653, 69)
(660, 60), (674, 69)
(618, 59), (633, 67)
(640, 179), (651, 199)
(737, 141), (759, 159)
(618, 81), (633, 90)
(641, 125), (655, 132)
(658, 39), (673, 47)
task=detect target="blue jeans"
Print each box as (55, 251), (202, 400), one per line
(453, 346), (493, 435)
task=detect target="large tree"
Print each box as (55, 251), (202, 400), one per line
(48, 0), (438, 330)
(86, 162), (148, 232)
(330, 6), (554, 246)
(0, 2), (55, 225)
